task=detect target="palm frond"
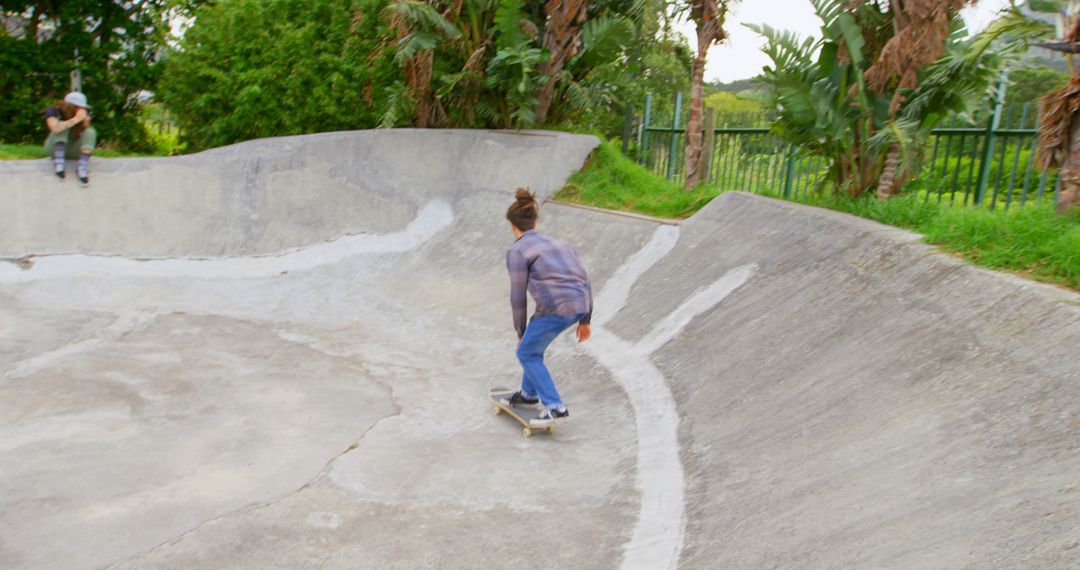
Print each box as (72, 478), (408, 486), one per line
(901, 9), (1049, 127)
(573, 16), (633, 69)
(380, 81), (417, 128)
(810, 0), (848, 30)
(494, 0), (529, 49)
(395, 32), (441, 63)
(385, 1), (461, 38)
(968, 7), (1054, 55)
(867, 118), (921, 165)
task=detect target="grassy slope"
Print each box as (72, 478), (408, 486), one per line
(556, 142), (723, 219)
(554, 141), (1080, 291)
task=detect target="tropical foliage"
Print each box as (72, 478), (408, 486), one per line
(157, 0), (687, 147)
(377, 0), (649, 130)
(0, 0), (188, 150)
(1032, 0), (1080, 213)
(2, 0), (692, 151)
(162, 0), (396, 150)
(749, 0), (1047, 199)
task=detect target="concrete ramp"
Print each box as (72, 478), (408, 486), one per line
(1, 130), (1077, 569)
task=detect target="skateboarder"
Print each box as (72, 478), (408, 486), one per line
(44, 92), (96, 185)
(504, 188), (593, 426)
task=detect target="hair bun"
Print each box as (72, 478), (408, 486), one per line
(507, 188), (539, 230)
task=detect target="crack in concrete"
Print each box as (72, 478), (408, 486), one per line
(102, 380), (404, 570)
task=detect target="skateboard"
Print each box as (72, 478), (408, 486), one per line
(489, 386), (556, 438)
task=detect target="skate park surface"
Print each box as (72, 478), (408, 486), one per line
(1, 130), (1078, 569)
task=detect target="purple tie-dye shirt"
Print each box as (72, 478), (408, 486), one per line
(506, 230), (593, 339)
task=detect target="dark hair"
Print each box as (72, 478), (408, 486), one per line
(51, 100), (87, 139)
(506, 188), (538, 231)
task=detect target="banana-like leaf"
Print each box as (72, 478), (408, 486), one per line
(574, 16), (634, 69)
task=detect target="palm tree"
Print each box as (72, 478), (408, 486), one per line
(861, 0), (980, 199)
(534, 0), (590, 125)
(750, 0), (1042, 198)
(383, 0), (462, 127)
(1036, 1), (1080, 213)
(682, 0), (734, 192)
(381, 0), (650, 129)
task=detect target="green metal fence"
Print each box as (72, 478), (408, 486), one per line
(629, 86), (1059, 211)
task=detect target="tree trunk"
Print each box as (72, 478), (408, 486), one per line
(1060, 111), (1080, 214)
(875, 144), (901, 199)
(534, 74), (559, 126)
(534, 0), (588, 126)
(408, 51), (435, 127)
(683, 0), (726, 191)
(683, 52), (708, 191)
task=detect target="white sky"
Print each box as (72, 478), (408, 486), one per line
(676, 0), (1016, 83)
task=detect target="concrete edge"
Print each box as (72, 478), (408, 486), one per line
(713, 192), (1080, 305)
(564, 191), (1080, 306)
(546, 201), (681, 226)
(0, 129), (599, 172)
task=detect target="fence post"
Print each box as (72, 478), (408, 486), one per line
(640, 93), (653, 166)
(974, 72), (1009, 206)
(621, 103), (634, 155)
(70, 48), (82, 92)
(702, 108), (715, 183)
(783, 145), (797, 198)
(667, 92), (683, 181)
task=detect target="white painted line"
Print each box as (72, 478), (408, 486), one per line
(583, 333), (686, 570)
(592, 225), (680, 327)
(636, 264), (758, 355)
(584, 225), (757, 570)
(0, 201), (454, 282)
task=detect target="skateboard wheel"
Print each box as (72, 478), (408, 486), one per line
(522, 427), (532, 437)
(493, 406), (501, 416)
(547, 426), (554, 433)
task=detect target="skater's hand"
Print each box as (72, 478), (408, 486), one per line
(576, 324), (591, 343)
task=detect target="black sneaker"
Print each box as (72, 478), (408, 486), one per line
(77, 165), (89, 186)
(54, 167), (65, 180)
(529, 407), (569, 426)
(502, 391), (539, 408)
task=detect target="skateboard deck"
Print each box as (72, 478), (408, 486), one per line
(489, 386), (556, 437)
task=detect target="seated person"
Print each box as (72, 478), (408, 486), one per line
(44, 92), (96, 185)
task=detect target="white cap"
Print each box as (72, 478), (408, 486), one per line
(63, 91), (91, 109)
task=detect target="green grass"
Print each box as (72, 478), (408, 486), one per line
(0, 143), (162, 160)
(556, 140), (1080, 291)
(556, 141), (721, 218)
(793, 193), (1079, 289)
(0, 144), (49, 159)
(922, 202), (1080, 288)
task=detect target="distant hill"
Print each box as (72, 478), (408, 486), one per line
(707, 78), (758, 94)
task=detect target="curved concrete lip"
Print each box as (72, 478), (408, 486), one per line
(1, 130), (1078, 570)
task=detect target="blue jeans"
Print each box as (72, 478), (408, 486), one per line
(517, 313), (586, 409)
